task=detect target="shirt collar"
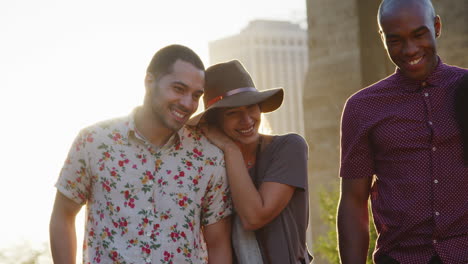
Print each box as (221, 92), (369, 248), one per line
(394, 56), (448, 92)
(126, 107), (182, 149)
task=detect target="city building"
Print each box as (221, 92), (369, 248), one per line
(209, 20), (308, 136)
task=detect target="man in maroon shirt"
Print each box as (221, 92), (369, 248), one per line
(337, 0), (468, 264)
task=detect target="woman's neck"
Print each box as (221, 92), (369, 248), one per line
(236, 135), (262, 168)
(236, 138), (259, 154)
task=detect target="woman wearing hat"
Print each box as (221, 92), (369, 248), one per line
(189, 60), (312, 264)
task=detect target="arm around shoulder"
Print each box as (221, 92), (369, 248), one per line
(49, 190), (83, 264)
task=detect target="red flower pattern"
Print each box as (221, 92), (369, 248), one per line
(56, 115), (231, 263)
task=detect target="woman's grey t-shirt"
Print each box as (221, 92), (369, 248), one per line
(249, 133), (311, 264)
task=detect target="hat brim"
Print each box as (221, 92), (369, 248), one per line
(187, 87), (284, 126)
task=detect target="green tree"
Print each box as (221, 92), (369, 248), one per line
(314, 188), (377, 264)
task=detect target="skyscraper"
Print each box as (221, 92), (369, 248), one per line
(209, 20), (308, 135)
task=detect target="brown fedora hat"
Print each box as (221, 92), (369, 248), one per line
(188, 60), (284, 125)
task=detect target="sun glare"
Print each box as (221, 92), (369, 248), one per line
(1, 0), (305, 261)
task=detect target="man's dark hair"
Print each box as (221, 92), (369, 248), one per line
(146, 44), (205, 79)
(455, 74), (468, 166)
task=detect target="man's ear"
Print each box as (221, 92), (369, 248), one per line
(434, 15), (442, 38)
(379, 30), (388, 50)
(145, 72), (155, 92)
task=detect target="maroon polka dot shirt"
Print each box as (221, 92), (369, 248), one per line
(340, 59), (468, 264)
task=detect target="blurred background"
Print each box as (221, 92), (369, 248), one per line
(1, 0), (466, 263)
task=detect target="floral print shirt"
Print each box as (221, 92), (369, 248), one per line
(56, 110), (232, 264)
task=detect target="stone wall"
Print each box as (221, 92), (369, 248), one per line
(433, 0), (468, 68)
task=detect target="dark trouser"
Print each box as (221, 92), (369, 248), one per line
(376, 255), (443, 264)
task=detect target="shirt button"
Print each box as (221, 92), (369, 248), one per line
(428, 121), (433, 125)
(146, 258), (151, 263)
(424, 92), (429, 97)
(433, 239), (437, 244)
(434, 179), (438, 184)
(432, 147), (437, 151)
(435, 211), (440, 216)
(146, 232), (152, 237)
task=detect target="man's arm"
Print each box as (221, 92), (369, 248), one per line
(203, 216), (232, 264)
(337, 177), (372, 264)
(49, 190), (83, 264)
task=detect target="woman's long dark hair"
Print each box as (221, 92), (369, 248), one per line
(454, 74), (468, 166)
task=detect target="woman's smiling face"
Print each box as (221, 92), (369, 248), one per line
(218, 104), (261, 146)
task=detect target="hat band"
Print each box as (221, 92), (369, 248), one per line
(206, 87), (257, 108)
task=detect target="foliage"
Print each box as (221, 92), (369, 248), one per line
(313, 188), (340, 264)
(0, 241), (52, 264)
(314, 188), (377, 264)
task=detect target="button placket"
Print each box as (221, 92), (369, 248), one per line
(421, 82), (441, 233)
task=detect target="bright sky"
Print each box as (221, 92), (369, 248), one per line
(0, 0), (306, 257)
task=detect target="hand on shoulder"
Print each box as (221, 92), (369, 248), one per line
(199, 124), (236, 151)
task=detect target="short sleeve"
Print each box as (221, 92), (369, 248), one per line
(339, 97), (375, 179)
(55, 129), (94, 205)
(262, 134), (309, 190)
(201, 161), (233, 226)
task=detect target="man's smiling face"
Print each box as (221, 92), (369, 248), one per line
(379, 1), (441, 80)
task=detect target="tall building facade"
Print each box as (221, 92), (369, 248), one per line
(209, 20), (308, 136)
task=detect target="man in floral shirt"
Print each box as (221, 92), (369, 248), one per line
(50, 44), (233, 264)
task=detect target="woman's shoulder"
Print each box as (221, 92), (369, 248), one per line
(273, 133), (307, 147)
(263, 133), (308, 156)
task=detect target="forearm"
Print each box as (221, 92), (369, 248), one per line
(337, 200), (369, 264)
(50, 191), (82, 264)
(203, 126), (290, 230)
(204, 217), (232, 264)
(50, 213), (78, 264)
(207, 241), (232, 264)
(223, 145), (269, 229)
